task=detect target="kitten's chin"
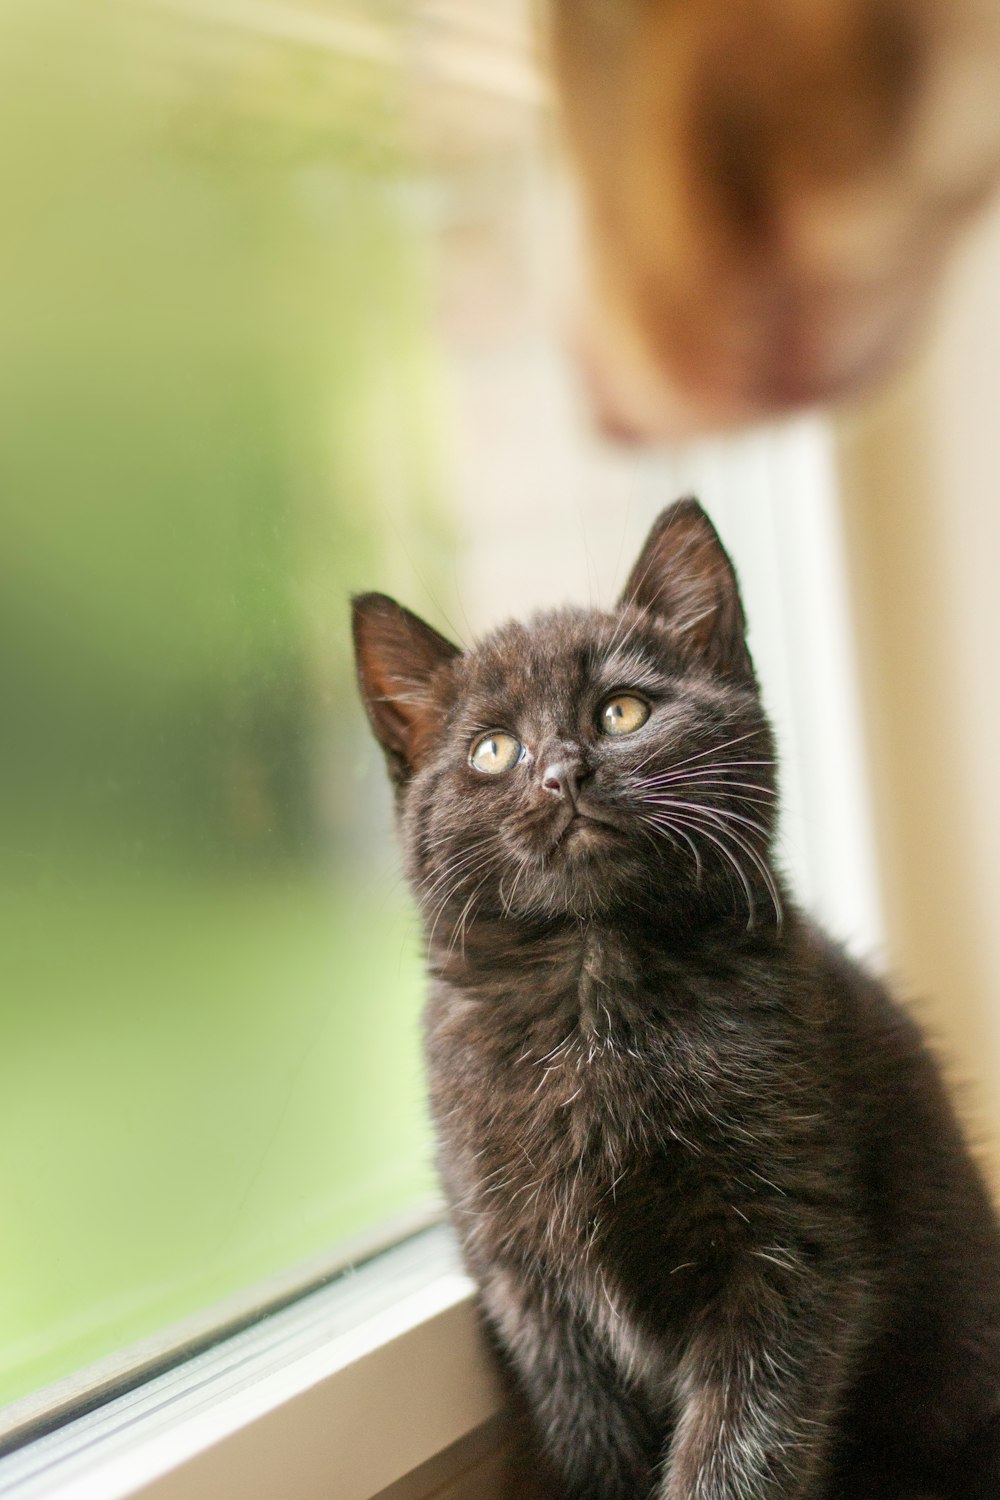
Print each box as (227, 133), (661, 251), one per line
(525, 816), (656, 923)
(552, 810), (620, 856)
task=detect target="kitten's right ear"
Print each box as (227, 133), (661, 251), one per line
(352, 593), (460, 784)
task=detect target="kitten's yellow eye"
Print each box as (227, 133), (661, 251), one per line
(600, 694), (650, 736)
(470, 731), (523, 775)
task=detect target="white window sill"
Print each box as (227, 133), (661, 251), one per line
(0, 1227), (507, 1500)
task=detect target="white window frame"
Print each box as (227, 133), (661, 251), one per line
(0, 1227), (509, 1500)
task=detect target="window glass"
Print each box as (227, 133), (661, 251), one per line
(0, 0), (877, 1420)
(1, 0), (449, 1413)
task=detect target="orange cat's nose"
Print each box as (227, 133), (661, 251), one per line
(576, 267), (927, 442)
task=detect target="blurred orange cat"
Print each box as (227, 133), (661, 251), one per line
(548, 0), (1000, 437)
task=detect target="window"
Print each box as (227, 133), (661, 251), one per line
(1, 0), (881, 1476)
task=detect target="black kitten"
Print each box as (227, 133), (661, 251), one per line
(352, 499), (1000, 1500)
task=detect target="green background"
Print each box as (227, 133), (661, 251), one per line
(0, 0), (449, 1410)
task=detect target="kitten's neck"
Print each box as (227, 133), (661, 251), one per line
(426, 904), (793, 1009)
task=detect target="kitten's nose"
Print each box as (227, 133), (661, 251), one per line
(541, 761), (585, 806)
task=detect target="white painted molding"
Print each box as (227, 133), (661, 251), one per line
(0, 1229), (505, 1500)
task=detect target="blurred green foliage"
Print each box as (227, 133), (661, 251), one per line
(0, 0), (452, 1409)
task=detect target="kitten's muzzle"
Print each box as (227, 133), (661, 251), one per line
(541, 760), (588, 807)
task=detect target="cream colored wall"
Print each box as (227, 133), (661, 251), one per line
(837, 198), (1000, 1179)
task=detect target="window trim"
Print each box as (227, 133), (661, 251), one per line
(0, 1227), (507, 1500)
(0, 1203), (445, 1458)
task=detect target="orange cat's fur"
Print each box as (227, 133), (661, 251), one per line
(547, 0), (1000, 436)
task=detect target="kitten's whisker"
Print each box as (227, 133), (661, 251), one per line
(657, 800), (783, 930)
(636, 759), (775, 786)
(639, 787), (775, 818)
(637, 811), (704, 885)
(658, 798), (779, 887)
(623, 727), (753, 778)
(657, 729), (763, 772)
(500, 851), (534, 919)
(649, 808), (758, 930)
(598, 609), (629, 664)
(425, 880), (468, 950)
(418, 833), (494, 880)
(626, 730), (762, 784)
(424, 872), (481, 942)
(450, 876), (490, 959)
(418, 838), (496, 905)
(601, 593), (653, 659)
(715, 824), (784, 932)
(626, 742), (672, 777)
(639, 775), (777, 798)
(676, 787), (775, 809)
(418, 826), (490, 856)
(644, 798), (771, 841)
(706, 818), (783, 931)
(424, 848), (499, 949)
(627, 772), (774, 810)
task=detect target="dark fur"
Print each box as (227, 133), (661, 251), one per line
(353, 499), (1000, 1499)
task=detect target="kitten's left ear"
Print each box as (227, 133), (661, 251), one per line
(352, 593), (460, 784)
(619, 498), (753, 679)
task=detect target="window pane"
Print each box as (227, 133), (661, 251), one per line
(1, 0), (451, 1413)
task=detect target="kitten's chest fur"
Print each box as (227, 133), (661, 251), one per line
(425, 918), (829, 1370)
